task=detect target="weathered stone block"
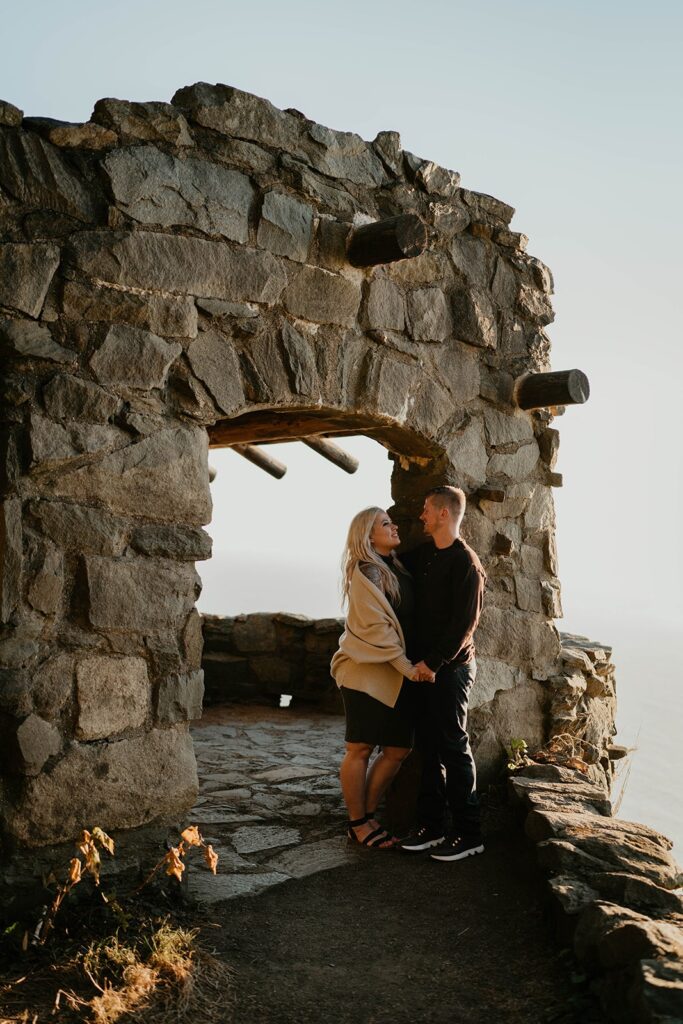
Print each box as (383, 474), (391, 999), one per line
(130, 524), (212, 561)
(360, 353), (422, 423)
(407, 287), (452, 342)
(43, 121), (117, 150)
(90, 325), (181, 390)
(182, 609), (204, 671)
(541, 580), (562, 618)
(3, 726), (198, 846)
(28, 413), (129, 469)
(29, 652), (74, 719)
(449, 235), (494, 288)
(515, 575), (542, 612)
(489, 680), (547, 754)
(29, 500), (128, 556)
(0, 100), (23, 126)
(0, 129), (101, 222)
(445, 418), (489, 487)
(470, 657), (521, 708)
(68, 230), (288, 304)
(574, 901), (683, 972)
(76, 655), (150, 739)
(487, 441), (540, 482)
(157, 670), (204, 724)
(434, 343), (481, 405)
(86, 557), (200, 631)
(363, 276), (405, 331)
(173, 82), (303, 150)
(27, 543), (63, 615)
(92, 98), (194, 146)
(42, 373), (118, 423)
(484, 408), (534, 447)
(451, 286), (497, 348)
(0, 498), (22, 623)
(415, 160), (460, 195)
(16, 714), (61, 775)
(282, 266), (360, 326)
(43, 426), (212, 524)
(233, 614), (278, 653)
(476, 605), (560, 674)
(524, 485), (555, 533)
(251, 655), (291, 687)
(0, 319), (75, 364)
(305, 121), (386, 186)
(279, 321), (319, 397)
(103, 147), (254, 241)
(491, 257), (518, 308)
(62, 280), (198, 338)
(518, 283), (555, 326)
(257, 191), (313, 262)
(0, 243), (60, 317)
(186, 330), (245, 415)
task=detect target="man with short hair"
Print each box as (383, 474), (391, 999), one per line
(398, 486), (486, 861)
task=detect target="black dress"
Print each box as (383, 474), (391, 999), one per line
(341, 557), (416, 748)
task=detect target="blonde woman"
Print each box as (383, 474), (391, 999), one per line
(331, 507), (435, 849)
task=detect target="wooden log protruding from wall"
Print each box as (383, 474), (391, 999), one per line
(233, 444), (287, 479)
(346, 214), (428, 267)
(514, 370), (590, 411)
(302, 437), (359, 474)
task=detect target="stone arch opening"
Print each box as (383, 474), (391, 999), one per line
(200, 405), (445, 710)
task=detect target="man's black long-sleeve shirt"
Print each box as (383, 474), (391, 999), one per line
(400, 538), (486, 672)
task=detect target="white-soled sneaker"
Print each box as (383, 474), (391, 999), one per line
(398, 825), (445, 853)
(429, 836), (485, 862)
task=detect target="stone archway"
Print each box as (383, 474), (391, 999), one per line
(0, 83), (576, 867)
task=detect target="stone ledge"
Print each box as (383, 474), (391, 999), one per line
(513, 763), (683, 1023)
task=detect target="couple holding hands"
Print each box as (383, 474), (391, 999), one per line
(331, 485), (486, 862)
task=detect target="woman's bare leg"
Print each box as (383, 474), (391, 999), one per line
(365, 746), (411, 819)
(340, 742), (393, 845)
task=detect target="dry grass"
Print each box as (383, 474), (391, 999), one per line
(1, 919), (233, 1024)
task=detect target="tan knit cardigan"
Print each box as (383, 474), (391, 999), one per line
(330, 565), (414, 708)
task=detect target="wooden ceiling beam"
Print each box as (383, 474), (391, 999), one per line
(232, 444), (287, 479)
(302, 437), (359, 474)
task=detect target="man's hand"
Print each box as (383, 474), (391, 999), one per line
(412, 660), (436, 683)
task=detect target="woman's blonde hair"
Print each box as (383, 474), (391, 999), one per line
(341, 506), (402, 606)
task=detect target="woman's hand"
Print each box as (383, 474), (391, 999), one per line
(411, 662), (436, 683)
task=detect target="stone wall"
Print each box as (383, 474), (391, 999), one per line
(510, 765), (683, 1023)
(202, 612), (343, 709)
(0, 82), (600, 855)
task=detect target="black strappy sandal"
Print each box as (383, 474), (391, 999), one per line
(347, 814), (396, 849)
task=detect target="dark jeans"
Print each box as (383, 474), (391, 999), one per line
(414, 660), (481, 840)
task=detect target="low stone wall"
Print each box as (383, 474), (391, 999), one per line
(201, 612), (343, 710)
(201, 614), (619, 787)
(510, 765), (683, 1023)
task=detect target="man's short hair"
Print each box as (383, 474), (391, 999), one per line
(425, 485), (466, 522)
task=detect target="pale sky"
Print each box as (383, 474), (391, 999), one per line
(4, 0), (682, 839)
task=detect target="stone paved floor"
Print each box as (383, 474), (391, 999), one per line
(188, 703), (356, 902)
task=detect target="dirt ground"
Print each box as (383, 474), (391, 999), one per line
(202, 808), (605, 1024)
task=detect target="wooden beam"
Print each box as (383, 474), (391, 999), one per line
(302, 437), (359, 474)
(515, 370), (590, 411)
(208, 411), (381, 448)
(346, 214), (428, 267)
(233, 444), (287, 479)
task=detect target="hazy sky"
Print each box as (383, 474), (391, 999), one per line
(4, 2), (682, 835)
